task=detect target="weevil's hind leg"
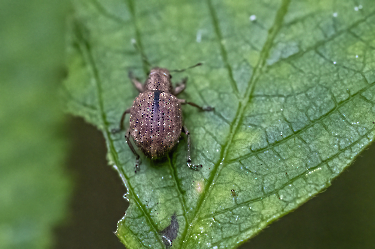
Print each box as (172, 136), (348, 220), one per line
(173, 77), (187, 95)
(128, 71), (144, 92)
(182, 126), (202, 171)
(125, 129), (141, 173)
(111, 108), (131, 133)
(178, 99), (214, 111)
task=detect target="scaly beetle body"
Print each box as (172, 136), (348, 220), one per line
(113, 67), (213, 172)
(130, 68), (182, 159)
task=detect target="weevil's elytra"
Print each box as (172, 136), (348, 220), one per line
(112, 65), (214, 172)
(129, 91), (182, 159)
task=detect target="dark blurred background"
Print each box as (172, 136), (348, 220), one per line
(53, 117), (375, 249)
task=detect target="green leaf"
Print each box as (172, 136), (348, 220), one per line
(0, 0), (71, 248)
(64, 0), (375, 248)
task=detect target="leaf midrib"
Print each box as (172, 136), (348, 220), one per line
(181, 6), (375, 247)
(180, 0), (291, 246)
(228, 10), (375, 163)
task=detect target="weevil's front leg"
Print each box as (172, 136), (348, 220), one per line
(125, 129), (141, 173)
(128, 71), (144, 92)
(111, 108), (131, 133)
(178, 99), (214, 111)
(182, 126), (202, 171)
(173, 77), (187, 95)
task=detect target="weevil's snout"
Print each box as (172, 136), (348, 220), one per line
(145, 68), (172, 92)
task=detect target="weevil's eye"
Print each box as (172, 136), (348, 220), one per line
(169, 74), (172, 79)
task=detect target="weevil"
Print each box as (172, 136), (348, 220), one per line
(112, 65), (213, 172)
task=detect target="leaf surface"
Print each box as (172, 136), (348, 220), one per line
(65, 0), (375, 248)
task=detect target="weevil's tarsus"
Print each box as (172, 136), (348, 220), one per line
(182, 126), (202, 171)
(125, 129), (141, 172)
(170, 62), (203, 73)
(112, 108), (131, 133)
(128, 71), (144, 92)
(173, 77), (187, 95)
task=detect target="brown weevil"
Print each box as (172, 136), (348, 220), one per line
(112, 64), (213, 172)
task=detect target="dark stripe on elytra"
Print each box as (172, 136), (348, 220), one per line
(152, 90), (161, 122)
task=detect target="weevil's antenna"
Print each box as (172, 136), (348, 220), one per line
(131, 38), (151, 69)
(170, 62), (203, 73)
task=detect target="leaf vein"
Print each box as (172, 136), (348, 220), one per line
(90, 0), (127, 24)
(125, 0), (149, 74)
(73, 19), (164, 248)
(268, 11), (375, 70)
(181, 0), (291, 246)
(207, 0), (239, 97)
(230, 80), (375, 162)
(167, 155), (188, 248)
(203, 127), (373, 220)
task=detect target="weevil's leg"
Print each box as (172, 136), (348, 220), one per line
(178, 99), (214, 111)
(128, 71), (144, 92)
(182, 126), (202, 171)
(187, 101), (214, 111)
(125, 129), (141, 173)
(173, 77), (187, 95)
(111, 108), (131, 133)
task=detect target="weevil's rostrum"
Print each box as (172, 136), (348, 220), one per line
(113, 66), (213, 172)
(145, 68), (172, 92)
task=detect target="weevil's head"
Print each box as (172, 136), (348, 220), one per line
(145, 68), (172, 92)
